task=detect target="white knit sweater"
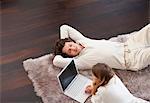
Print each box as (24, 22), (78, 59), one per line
(91, 75), (149, 103)
(53, 25), (126, 70)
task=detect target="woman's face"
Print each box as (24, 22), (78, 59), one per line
(62, 42), (83, 57)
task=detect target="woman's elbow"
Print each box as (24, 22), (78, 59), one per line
(53, 58), (59, 67)
(53, 58), (64, 68)
(60, 24), (70, 31)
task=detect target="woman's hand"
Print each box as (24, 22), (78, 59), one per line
(85, 85), (93, 94)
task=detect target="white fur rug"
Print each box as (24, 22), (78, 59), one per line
(23, 54), (150, 103)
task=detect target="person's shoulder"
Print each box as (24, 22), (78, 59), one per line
(96, 86), (106, 95)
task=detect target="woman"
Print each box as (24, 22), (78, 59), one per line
(85, 63), (149, 103)
(53, 24), (150, 71)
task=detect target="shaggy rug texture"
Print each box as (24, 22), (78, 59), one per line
(23, 54), (150, 103)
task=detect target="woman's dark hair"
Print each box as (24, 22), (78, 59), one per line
(54, 38), (73, 58)
(92, 63), (115, 86)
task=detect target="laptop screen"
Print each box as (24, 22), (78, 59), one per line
(58, 60), (78, 91)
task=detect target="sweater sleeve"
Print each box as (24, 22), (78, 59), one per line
(91, 87), (105, 103)
(53, 55), (91, 70)
(53, 55), (73, 68)
(60, 25), (86, 41)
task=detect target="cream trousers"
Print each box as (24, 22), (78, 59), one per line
(125, 24), (150, 71)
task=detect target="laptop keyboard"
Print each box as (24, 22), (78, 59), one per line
(65, 75), (89, 98)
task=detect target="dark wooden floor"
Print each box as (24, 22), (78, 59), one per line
(1, 0), (149, 103)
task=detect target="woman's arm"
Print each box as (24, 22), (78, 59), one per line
(85, 85), (104, 103)
(91, 87), (105, 103)
(53, 55), (73, 68)
(53, 55), (90, 70)
(60, 25), (87, 41)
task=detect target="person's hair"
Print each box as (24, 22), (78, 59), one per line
(54, 38), (73, 58)
(92, 63), (115, 86)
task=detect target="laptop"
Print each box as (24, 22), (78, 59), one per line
(57, 60), (92, 103)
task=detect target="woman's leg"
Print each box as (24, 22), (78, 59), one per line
(126, 24), (150, 70)
(135, 48), (150, 70)
(128, 24), (150, 47)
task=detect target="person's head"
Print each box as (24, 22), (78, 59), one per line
(54, 38), (83, 57)
(92, 63), (115, 87)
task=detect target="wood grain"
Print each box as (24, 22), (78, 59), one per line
(1, 0), (149, 102)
